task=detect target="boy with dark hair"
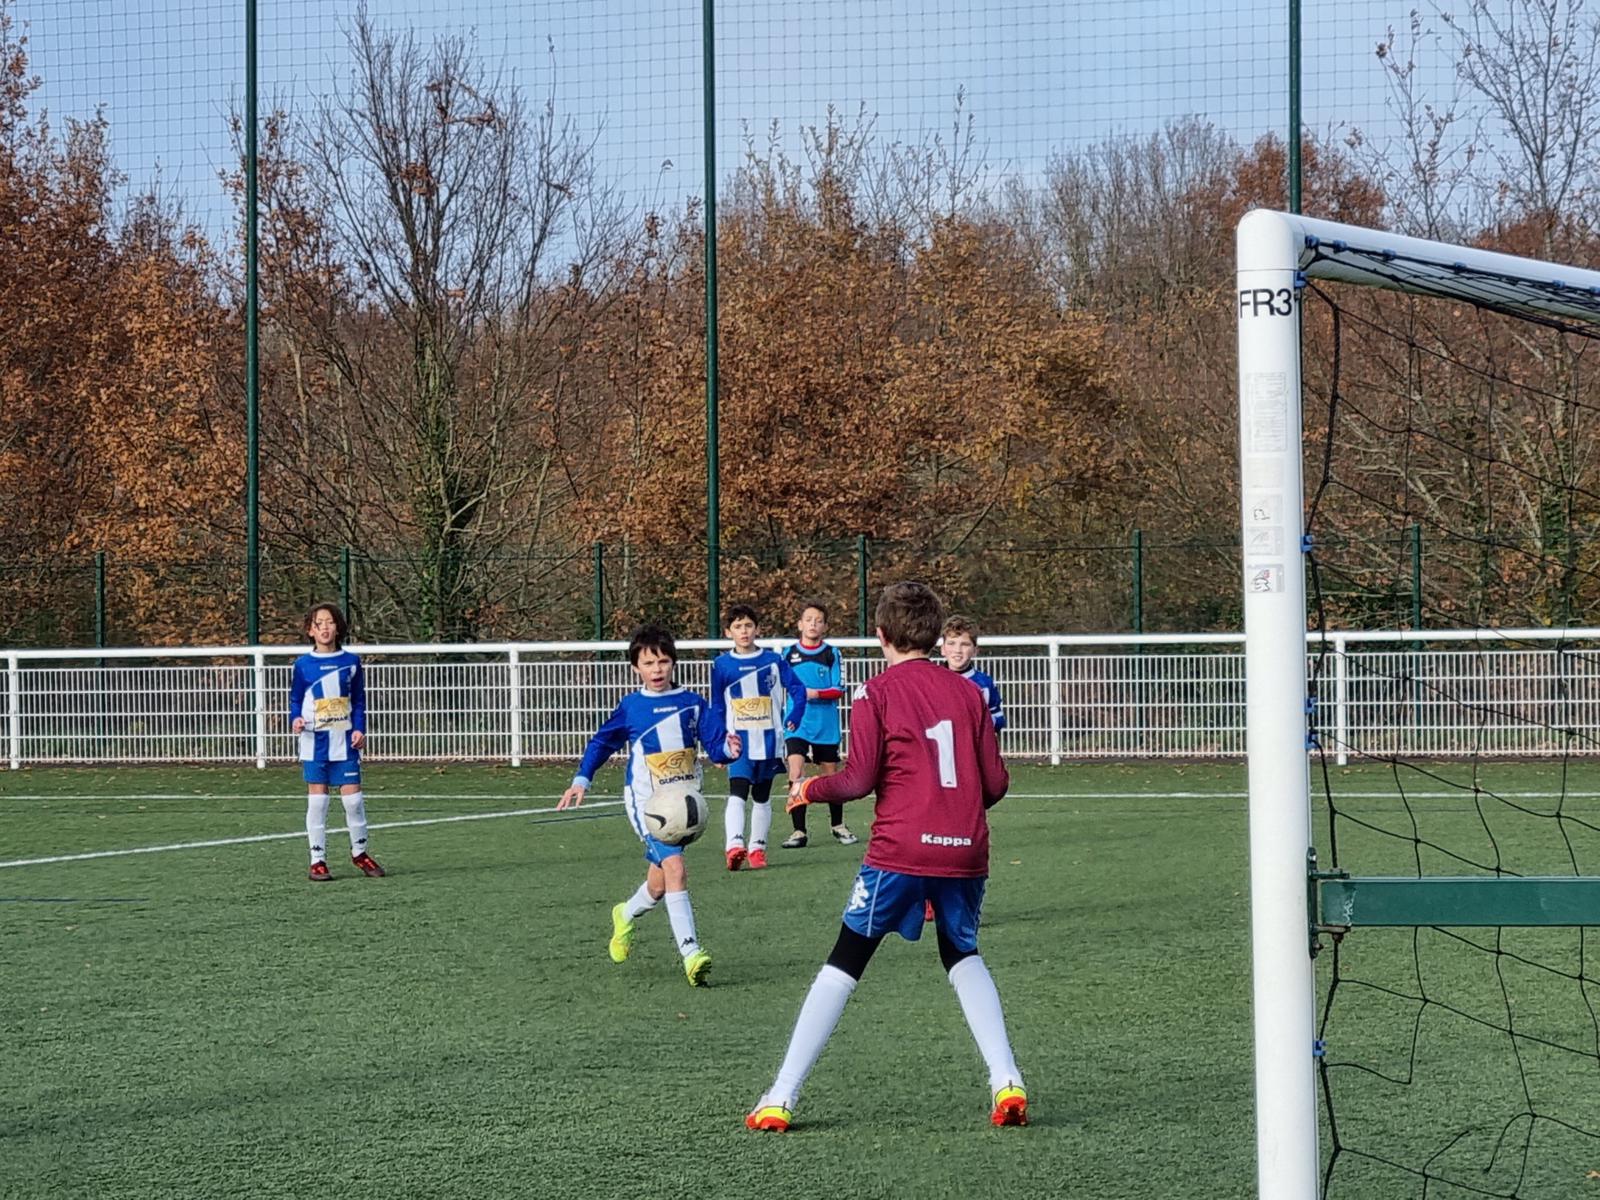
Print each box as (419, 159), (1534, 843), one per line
(747, 583), (1027, 1132)
(291, 602), (385, 882)
(780, 599), (856, 848)
(558, 624), (739, 986)
(713, 604), (808, 871)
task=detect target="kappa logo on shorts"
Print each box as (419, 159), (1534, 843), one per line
(846, 877), (870, 913)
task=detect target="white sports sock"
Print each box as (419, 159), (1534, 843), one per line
(770, 964), (857, 1107)
(625, 882), (659, 920)
(340, 791), (368, 856)
(750, 799), (773, 850)
(664, 890), (700, 957)
(724, 795), (746, 851)
(306, 793), (330, 864)
(948, 955), (1023, 1092)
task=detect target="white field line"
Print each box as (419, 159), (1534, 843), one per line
(0, 800), (622, 869)
(4, 790), (1596, 871)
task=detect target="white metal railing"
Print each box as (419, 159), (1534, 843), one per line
(4, 630), (1600, 769)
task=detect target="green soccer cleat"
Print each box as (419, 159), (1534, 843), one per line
(684, 948), (712, 987)
(990, 1084), (1029, 1127)
(608, 902), (635, 964)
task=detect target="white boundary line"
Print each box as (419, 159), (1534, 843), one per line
(3, 789), (1597, 803)
(5, 790), (1597, 871)
(0, 800), (622, 869)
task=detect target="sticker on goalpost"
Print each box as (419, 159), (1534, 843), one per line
(729, 696), (774, 732)
(1245, 526), (1284, 555)
(645, 747), (698, 787)
(1245, 373), (1289, 453)
(1246, 564), (1284, 594)
(310, 696), (353, 732)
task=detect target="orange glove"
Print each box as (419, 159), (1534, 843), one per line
(785, 775), (817, 813)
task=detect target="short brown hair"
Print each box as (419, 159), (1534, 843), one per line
(942, 615), (979, 643)
(798, 599), (829, 622)
(303, 602), (350, 648)
(628, 624), (677, 666)
(874, 582), (944, 653)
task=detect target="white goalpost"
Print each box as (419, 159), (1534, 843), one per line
(1236, 209), (1600, 1199)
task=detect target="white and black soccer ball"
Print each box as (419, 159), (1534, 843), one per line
(641, 781), (708, 846)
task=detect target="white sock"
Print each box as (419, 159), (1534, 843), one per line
(948, 955), (1023, 1092)
(770, 964), (857, 1107)
(306, 793), (330, 864)
(664, 890), (700, 957)
(340, 791), (368, 857)
(750, 799), (773, 850)
(625, 882), (659, 920)
(724, 795), (746, 851)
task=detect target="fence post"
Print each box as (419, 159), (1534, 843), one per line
(857, 534), (870, 637)
(1131, 529), (1144, 634)
(7, 653), (20, 770)
(593, 542), (605, 640)
(95, 551), (107, 649)
(1334, 633), (1349, 768)
(253, 650), (268, 770)
(509, 648), (523, 768)
(1409, 523), (1422, 630)
(340, 545), (352, 619)
(1048, 639), (1063, 766)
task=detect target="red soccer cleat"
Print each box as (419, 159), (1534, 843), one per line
(726, 847), (747, 872)
(991, 1085), (1029, 1127)
(308, 861), (333, 882)
(351, 852), (386, 878)
(747, 849), (769, 870)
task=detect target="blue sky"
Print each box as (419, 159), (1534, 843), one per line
(20, 0), (1466, 242)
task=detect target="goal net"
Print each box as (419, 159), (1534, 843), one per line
(1237, 210), (1600, 1199)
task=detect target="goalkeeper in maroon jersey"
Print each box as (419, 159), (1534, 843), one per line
(746, 582), (1028, 1133)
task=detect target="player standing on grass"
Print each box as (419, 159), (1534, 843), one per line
(747, 582), (1027, 1132)
(780, 600), (858, 849)
(941, 615), (1006, 732)
(290, 603), (385, 882)
(713, 604), (807, 871)
(557, 625), (739, 987)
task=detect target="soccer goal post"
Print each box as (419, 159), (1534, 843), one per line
(1236, 210), (1600, 1200)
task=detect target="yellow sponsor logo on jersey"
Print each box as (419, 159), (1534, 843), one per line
(730, 696), (774, 731)
(311, 695), (352, 731)
(645, 747), (698, 786)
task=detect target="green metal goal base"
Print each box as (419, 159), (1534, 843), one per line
(1319, 876), (1600, 927)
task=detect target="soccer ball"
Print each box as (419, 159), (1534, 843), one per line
(642, 781), (708, 846)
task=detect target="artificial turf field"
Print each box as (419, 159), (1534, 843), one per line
(5, 760), (1600, 1199)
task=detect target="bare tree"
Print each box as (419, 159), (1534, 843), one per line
(250, 8), (627, 639)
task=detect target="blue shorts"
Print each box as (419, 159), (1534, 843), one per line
(642, 835), (685, 867)
(728, 757), (787, 785)
(302, 759), (362, 787)
(842, 866), (987, 951)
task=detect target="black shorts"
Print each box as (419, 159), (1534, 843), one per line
(785, 738), (840, 764)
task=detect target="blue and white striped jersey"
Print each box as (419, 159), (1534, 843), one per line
(782, 640), (844, 745)
(289, 650), (366, 763)
(711, 648), (808, 766)
(955, 664), (1006, 732)
(571, 687), (731, 808)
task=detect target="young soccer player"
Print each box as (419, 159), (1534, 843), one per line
(712, 604), (808, 871)
(289, 603), (385, 882)
(941, 615), (1006, 731)
(780, 600), (857, 848)
(557, 625), (738, 986)
(747, 582), (1027, 1132)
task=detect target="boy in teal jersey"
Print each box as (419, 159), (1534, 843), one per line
(781, 600), (857, 848)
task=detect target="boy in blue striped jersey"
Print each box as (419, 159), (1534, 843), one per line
(780, 600), (858, 848)
(290, 603), (385, 882)
(941, 616), (1006, 732)
(558, 625), (739, 986)
(712, 604), (808, 871)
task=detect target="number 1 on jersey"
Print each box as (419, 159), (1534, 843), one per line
(924, 719), (958, 788)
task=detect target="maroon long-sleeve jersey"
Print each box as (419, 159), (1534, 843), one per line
(807, 655), (1009, 877)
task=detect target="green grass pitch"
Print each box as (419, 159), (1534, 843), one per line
(6, 760), (1598, 1198)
